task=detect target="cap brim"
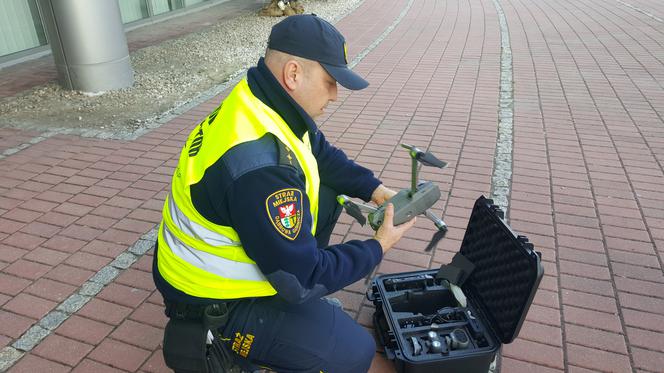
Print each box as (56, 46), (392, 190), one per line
(320, 63), (369, 90)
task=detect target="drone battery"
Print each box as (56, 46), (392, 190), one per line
(367, 196), (544, 373)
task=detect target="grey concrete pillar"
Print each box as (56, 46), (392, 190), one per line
(38, 0), (134, 92)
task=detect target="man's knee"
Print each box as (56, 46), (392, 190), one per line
(328, 320), (376, 372)
(351, 329), (376, 369)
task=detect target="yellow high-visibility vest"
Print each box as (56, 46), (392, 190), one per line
(157, 79), (320, 299)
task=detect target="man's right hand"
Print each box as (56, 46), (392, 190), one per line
(373, 203), (417, 254)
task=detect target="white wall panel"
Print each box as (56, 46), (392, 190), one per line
(0, 0), (43, 57)
(152, 0), (172, 15)
(185, 0), (206, 6)
(119, 0), (148, 23)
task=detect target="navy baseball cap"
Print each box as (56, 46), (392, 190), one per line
(268, 14), (369, 90)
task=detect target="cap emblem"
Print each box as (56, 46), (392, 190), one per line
(343, 42), (348, 64)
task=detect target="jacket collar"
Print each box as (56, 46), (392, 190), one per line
(247, 57), (318, 139)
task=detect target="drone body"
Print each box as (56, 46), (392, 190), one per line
(338, 144), (449, 251)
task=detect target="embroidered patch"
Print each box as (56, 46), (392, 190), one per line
(266, 188), (303, 240)
(231, 332), (254, 358)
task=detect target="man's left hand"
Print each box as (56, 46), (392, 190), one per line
(371, 184), (397, 206)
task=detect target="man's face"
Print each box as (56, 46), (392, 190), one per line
(292, 61), (338, 119)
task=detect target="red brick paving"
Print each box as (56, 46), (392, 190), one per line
(32, 334), (94, 367)
(8, 354), (70, 373)
(70, 359), (124, 373)
(0, 311), (35, 339)
(1, 0), (663, 372)
(77, 298), (133, 326)
(56, 315), (115, 346)
(87, 339), (151, 372)
(503, 0), (664, 370)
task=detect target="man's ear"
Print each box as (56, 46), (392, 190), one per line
(283, 60), (303, 91)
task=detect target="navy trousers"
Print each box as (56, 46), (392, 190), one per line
(218, 185), (376, 373)
(219, 296), (375, 373)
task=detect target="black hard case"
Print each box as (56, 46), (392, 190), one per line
(367, 196), (544, 373)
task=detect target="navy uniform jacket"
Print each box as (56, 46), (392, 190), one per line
(153, 58), (383, 305)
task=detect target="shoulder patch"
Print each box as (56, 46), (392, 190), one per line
(266, 188), (303, 240)
(276, 139), (304, 175)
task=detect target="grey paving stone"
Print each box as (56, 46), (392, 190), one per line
(89, 266), (120, 285)
(129, 238), (154, 256)
(111, 252), (138, 270)
(0, 347), (24, 371)
(57, 293), (91, 314)
(39, 311), (68, 331)
(79, 281), (105, 296)
(12, 325), (49, 351)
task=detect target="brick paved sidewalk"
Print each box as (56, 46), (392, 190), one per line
(2, 0), (664, 372)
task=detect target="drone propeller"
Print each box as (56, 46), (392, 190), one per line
(425, 228), (448, 252)
(418, 152), (447, 169)
(337, 195), (367, 226)
(424, 210), (448, 252)
(401, 143), (448, 169)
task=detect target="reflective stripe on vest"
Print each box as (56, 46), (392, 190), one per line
(161, 223), (266, 282)
(167, 196), (240, 248)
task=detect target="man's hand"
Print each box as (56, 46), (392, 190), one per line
(374, 203), (416, 254)
(371, 184), (397, 206)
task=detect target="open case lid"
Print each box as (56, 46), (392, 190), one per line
(455, 196), (543, 344)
